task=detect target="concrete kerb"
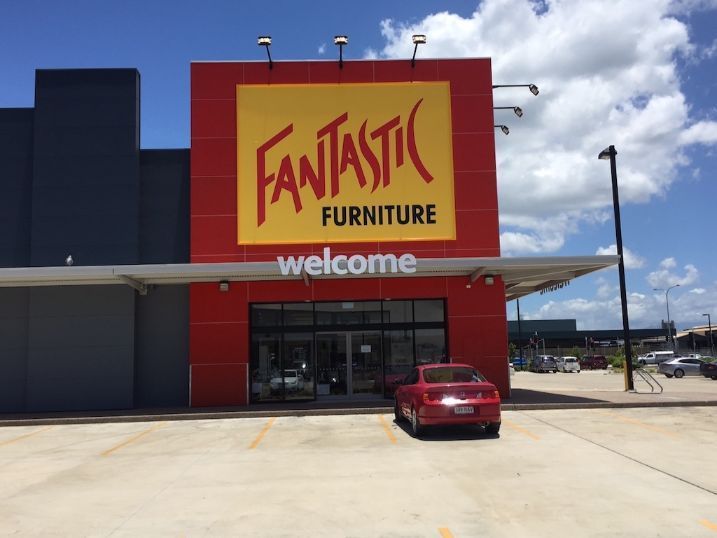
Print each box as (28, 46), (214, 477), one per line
(2, 399), (717, 427)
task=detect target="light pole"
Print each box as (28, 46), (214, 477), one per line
(516, 299), (524, 369)
(598, 145), (634, 391)
(703, 313), (714, 356)
(653, 284), (679, 350)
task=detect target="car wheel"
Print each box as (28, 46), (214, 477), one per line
(394, 399), (402, 423)
(664, 374), (673, 378)
(711, 376), (717, 380)
(411, 407), (423, 437)
(485, 422), (501, 435)
(674, 369), (685, 378)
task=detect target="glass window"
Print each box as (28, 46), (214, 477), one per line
(382, 300), (412, 324)
(283, 333), (314, 400)
(415, 328), (447, 365)
(251, 333), (282, 402)
(405, 368), (419, 385)
(414, 300), (444, 322)
(383, 329), (414, 396)
(284, 303), (314, 326)
(315, 301), (381, 325)
(251, 304), (282, 327)
(422, 367), (485, 383)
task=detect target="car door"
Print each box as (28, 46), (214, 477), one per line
(398, 368), (419, 417)
(685, 358), (703, 375)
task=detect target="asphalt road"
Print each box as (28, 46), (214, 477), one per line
(1, 406), (716, 537)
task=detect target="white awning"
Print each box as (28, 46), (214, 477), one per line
(0, 255), (619, 301)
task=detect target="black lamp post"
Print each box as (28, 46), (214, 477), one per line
(598, 145), (634, 391)
(653, 284), (680, 350)
(704, 313), (714, 356)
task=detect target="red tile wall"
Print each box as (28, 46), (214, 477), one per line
(189, 59), (508, 406)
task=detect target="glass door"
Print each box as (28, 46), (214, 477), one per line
(316, 332), (349, 397)
(316, 331), (383, 399)
(349, 331), (383, 398)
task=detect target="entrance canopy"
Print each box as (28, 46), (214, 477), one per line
(0, 255), (618, 301)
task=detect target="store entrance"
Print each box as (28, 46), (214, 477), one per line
(316, 331), (383, 399)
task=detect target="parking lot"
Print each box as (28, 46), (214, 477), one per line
(1, 406), (716, 536)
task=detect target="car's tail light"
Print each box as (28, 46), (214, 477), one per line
(423, 392), (445, 403)
(479, 390), (500, 400)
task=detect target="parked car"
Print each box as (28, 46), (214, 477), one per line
(557, 356), (581, 373)
(700, 361), (717, 380)
(531, 355), (557, 373)
(270, 369), (305, 391)
(637, 351), (675, 366)
(580, 355), (608, 370)
(512, 357), (529, 370)
(658, 357), (705, 378)
(394, 364), (501, 437)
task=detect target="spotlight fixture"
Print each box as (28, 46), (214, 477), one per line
(334, 35), (348, 68)
(492, 84), (540, 96)
(495, 124), (510, 135)
(494, 106), (523, 118)
(485, 275), (495, 286)
(411, 34), (426, 67)
(219, 280), (230, 292)
(65, 254), (74, 266)
(257, 35), (273, 70)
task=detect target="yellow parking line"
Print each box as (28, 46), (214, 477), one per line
(598, 411), (678, 439)
(378, 414), (397, 444)
(700, 519), (717, 532)
(0, 425), (53, 448)
(249, 417), (276, 449)
(438, 528), (454, 538)
(101, 422), (166, 457)
(503, 419), (540, 441)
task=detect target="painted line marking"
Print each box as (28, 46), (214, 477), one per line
(438, 528), (454, 538)
(249, 417), (276, 449)
(0, 426), (53, 448)
(598, 411), (678, 439)
(701, 519), (717, 532)
(503, 419), (540, 440)
(101, 422), (166, 457)
(378, 414), (397, 444)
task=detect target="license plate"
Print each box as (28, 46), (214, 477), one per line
(454, 406), (475, 415)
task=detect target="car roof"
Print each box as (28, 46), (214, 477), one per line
(417, 363), (473, 370)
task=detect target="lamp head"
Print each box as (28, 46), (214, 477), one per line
(412, 34), (427, 44)
(494, 124), (510, 135)
(598, 147), (614, 160)
(334, 35), (348, 46)
(529, 84), (539, 95)
(257, 36), (271, 47)
(513, 106), (523, 117)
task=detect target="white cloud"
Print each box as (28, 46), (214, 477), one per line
(371, 1), (717, 255)
(647, 257), (699, 288)
(690, 288), (706, 294)
(318, 43), (327, 55)
(595, 244), (646, 269)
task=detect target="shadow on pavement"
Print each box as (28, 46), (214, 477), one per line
(393, 418), (500, 442)
(507, 388), (609, 405)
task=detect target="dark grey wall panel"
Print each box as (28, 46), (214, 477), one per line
(0, 109), (33, 267)
(26, 286), (135, 412)
(135, 285), (189, 408)
(139, 150), (190, 264)
(0, 289), (29, 412)
(31, 69), (140, 267)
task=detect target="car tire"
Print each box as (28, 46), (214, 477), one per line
(485, 422), (501, 435)
(394, 399), (402, 423)
(674, 369), (685, 379)
(712, 375), (717, 380)
(411, 407), (423, 437)
(664, 374), (673, 378)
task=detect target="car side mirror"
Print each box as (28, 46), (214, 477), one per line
(394, 378), (403, 385)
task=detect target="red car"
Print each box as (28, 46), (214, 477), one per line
(394, 363), (501, 437)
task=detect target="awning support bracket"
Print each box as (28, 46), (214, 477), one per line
(300, 269), (310, 287)
(469, 267), (486, 283)
(117, 275), (148, 295)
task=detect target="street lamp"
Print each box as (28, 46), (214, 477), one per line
(703, 313), (714, 356)
(493, 84), (539, 95)
(334, 35), (348, 69)
(495, 124), (510, 135)
(257, 36), (273, 70)
(653, 284), (680, 350)
(494, 106), (524, 117)
(598, 145), (634, 391)
(411, 34), (426, 67)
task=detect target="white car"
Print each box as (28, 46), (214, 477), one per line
(557, 356), (581, 373)
(270, 369), (305, 391)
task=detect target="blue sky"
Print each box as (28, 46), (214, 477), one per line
(2, 0), (716, 331)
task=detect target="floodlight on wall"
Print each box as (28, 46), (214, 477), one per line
(484, 275), (495, 286)
(334, 35), (348, 68)
(219, 280), (230, 292)
(495, 124), (510, 135)
(411, 34), (426, 67)
(493, 84), (540, 96)
(257, 36), (273, 70)
(494, 106), (523, 118)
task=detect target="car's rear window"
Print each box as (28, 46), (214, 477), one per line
(422, 367), (486, 384)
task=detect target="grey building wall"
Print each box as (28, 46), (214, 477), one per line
(0, 108), (33, 268)
(0, 289), (29, 412)
(135, 285), (189, 408)
(31, 69), (140, 267)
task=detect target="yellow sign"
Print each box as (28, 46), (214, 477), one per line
(236, 82), (455, 244)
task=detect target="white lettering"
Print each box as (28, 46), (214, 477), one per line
(367, 253), (398, 274)
(277, 255), (305, 276)
(277, 248), (416, 277)
(348, 254), (368, 274)
(331, 254), (348, 275)
(398, 253), (417, 273)
(304, 255), (323, 276)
